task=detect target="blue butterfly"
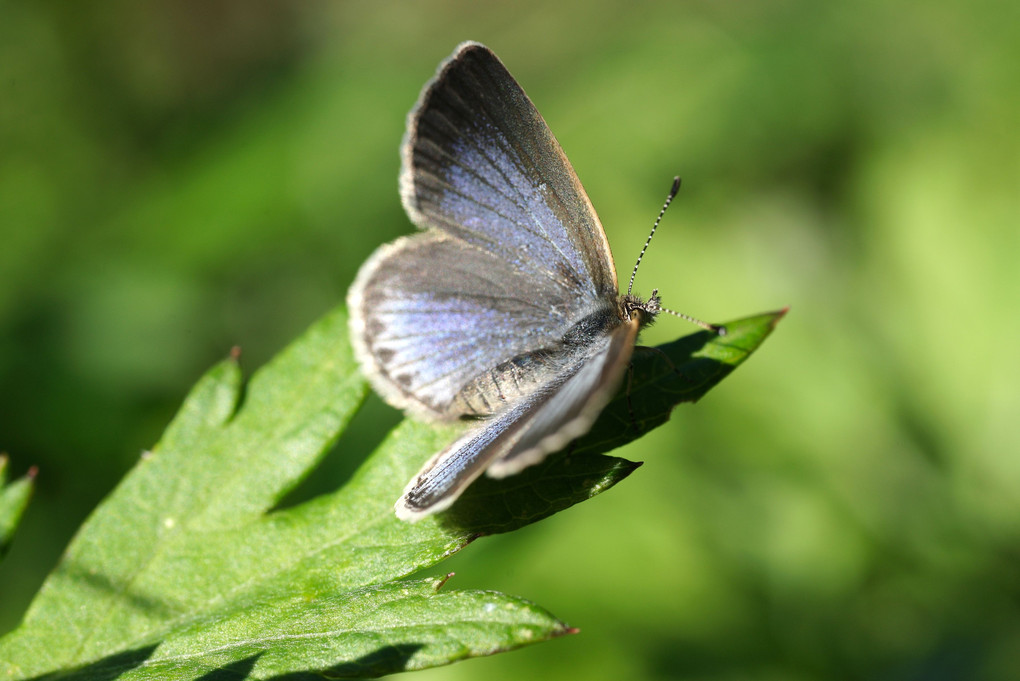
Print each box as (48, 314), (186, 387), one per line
(348, 42), (716, 521)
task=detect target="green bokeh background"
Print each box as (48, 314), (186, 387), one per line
(1, 1), (1017, 679)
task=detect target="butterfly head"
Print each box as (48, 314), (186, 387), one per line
(623, 287), (726, 336)
(621, 289), (662, 328)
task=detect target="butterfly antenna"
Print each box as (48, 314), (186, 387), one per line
(659, 299), (727, 335)
(630, 178), (727, 336)
(628, 176), (681, 296)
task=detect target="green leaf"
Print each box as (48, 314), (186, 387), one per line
(0, 306), (782, 679)
(0, 457), (36, 562)
(33, 577), (572, 681)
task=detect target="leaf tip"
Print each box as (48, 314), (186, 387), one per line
(432, 572), (455, 591)
(1, 460), (36, 560)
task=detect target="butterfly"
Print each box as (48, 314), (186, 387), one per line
(347, 41), (718, 521)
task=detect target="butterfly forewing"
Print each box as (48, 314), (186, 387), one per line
(401, 42), (618, 299)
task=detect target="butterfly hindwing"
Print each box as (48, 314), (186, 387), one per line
(395, 318), (639, 520)
(349, 231), (601, 418)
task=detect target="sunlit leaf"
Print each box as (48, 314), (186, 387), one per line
(0, 306), (780, 679)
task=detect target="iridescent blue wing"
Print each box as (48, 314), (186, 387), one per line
(349, 231), (610, 418)
(401, 41), (618, 302)
(349, 42), (619, 418)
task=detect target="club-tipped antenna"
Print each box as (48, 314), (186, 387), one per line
(628, 176), (681, 296)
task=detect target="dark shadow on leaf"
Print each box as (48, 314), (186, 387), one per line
(440, 452), (642, 535)
(266, 643), (423, 680)
(437, 310), (787, 536)
(49, 559), (176, 621)
(195, 654), (262, 680)
(271, 389), (392, 513)
(24, 644), (158, 681)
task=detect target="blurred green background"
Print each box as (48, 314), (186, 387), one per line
(1, 0), (1017, 679)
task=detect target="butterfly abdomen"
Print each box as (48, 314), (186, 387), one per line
(449, 300), (623, 418)
(451, 347), (558, 417)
